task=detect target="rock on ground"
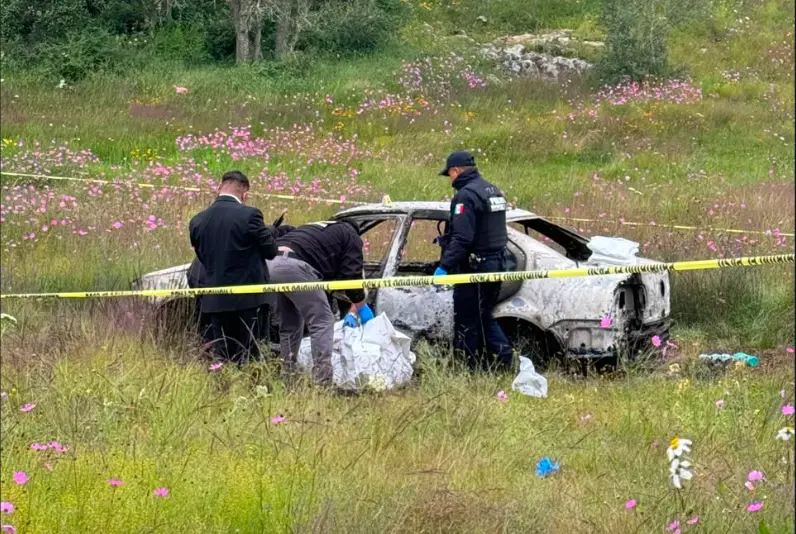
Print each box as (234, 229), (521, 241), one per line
(481, 29), (602, 80)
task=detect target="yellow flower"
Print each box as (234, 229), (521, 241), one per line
(667, 437), (692, 460)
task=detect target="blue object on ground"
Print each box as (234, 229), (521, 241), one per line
(535, 457), (560, 478)
(433, 267), (447, 277)
(699, 352), (759, 367)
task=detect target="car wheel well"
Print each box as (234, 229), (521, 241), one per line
(497, 317), (562, 371)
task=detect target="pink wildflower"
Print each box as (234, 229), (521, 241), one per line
(600, 316), (612, 328)
(174, 86), (187, 95)
(271, 415), (285, 424)
(686, 516), (699, 525)
(153, 487), (169, 497)
(209, 362), (223, 372)
(12, 472), (27, 486)
(747, 501), (764, 513)
(0, 502), (13, 514)
(748, 470), (764, 482)
(109, 478), (123, 487)
(1, 525), (16, 534)
(651, 335), (662, 347)
(715, 399), (725, 409)
(625, 499), (637, 509)
(782, 404), (794, 416)
(19, 403), (35, 413)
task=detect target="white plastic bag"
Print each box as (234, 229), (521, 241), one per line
(587, 236), (640, 266)
(297, 313), (416, 392)
(511, 356), (548, 398)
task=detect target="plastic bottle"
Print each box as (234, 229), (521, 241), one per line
(698, 353), (758, 368)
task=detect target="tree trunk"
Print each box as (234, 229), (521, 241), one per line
(250, 26), (263, 61)
(274, 3), (293, 60)
(228, 0), (264, 63)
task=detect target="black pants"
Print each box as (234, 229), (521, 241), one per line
(452, 254), (513, 371)
(209, 307), (262, 363)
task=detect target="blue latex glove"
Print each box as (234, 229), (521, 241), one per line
(358, 304), (375, 325)
(433, 266), (447, 288)
(343, 313), (358, 328)
(535, 457), (560, 478)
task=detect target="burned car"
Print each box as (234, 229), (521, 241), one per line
(133, 201), (671, 366)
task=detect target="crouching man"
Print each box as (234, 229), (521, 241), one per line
(270, 220), (374, 386)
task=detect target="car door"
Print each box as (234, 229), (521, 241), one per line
(375, 215), (455, 341)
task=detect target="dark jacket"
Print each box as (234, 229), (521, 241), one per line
(277, 220), (365, 303)
(440, 168), (508, 273)
(188, 196), (278, 313)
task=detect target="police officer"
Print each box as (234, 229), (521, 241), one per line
(433, 151), (513, 371)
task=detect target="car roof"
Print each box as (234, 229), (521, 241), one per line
(333, 201), (539, 221)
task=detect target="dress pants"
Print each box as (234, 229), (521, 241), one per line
(209, 306), (262, 363)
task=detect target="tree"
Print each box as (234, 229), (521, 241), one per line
(271, 0), (313, 60)
(227, 0), (316, 63)
(228, 0), (265, 62)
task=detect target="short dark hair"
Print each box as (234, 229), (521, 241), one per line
(221, 170), (250, 189)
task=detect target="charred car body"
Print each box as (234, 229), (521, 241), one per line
(132, 201), (671, 365)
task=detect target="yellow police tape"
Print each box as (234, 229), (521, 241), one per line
(4, 171), (794, 237)
(0, 254), (792, 300)
(0, 171), (364, 206)
(545, 215), (795, 238)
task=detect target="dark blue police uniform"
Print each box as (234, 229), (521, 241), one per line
(437, 152), (513, 371)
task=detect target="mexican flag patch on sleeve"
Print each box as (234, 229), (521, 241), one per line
(454, 203), (465, 215)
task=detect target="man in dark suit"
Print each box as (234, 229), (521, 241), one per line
(189, 171), (279, 363)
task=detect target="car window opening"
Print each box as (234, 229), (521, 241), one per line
(517, 218), (593, 262)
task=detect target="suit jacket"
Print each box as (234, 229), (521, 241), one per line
(189, 196), (278, 313)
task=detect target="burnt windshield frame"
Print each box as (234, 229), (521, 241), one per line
(519, 218), (593, 262)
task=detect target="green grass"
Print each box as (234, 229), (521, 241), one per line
(1, 326), (794, 533)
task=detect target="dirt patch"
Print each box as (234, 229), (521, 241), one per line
(128, 102), (173, 121)
(397, 487), (514, 533)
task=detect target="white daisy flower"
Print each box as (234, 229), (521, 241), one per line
(776, 427), (794, 441)
(666, 437), (692, 461)
(669, 458), (693, 489)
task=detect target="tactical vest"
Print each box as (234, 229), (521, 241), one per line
(461, 178), (508, 254)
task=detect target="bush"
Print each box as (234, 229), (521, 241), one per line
(202, 15), (237, 62)
(37, 27), (131, 82)
(151, 23), (211, 65)
(0, 0), (93, 45)
(302, 0), (409, 56)
(598, 0), (670, 84)
(598, 0), (709, 84)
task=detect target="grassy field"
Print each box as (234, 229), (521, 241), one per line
(1, 0), (794, 531)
